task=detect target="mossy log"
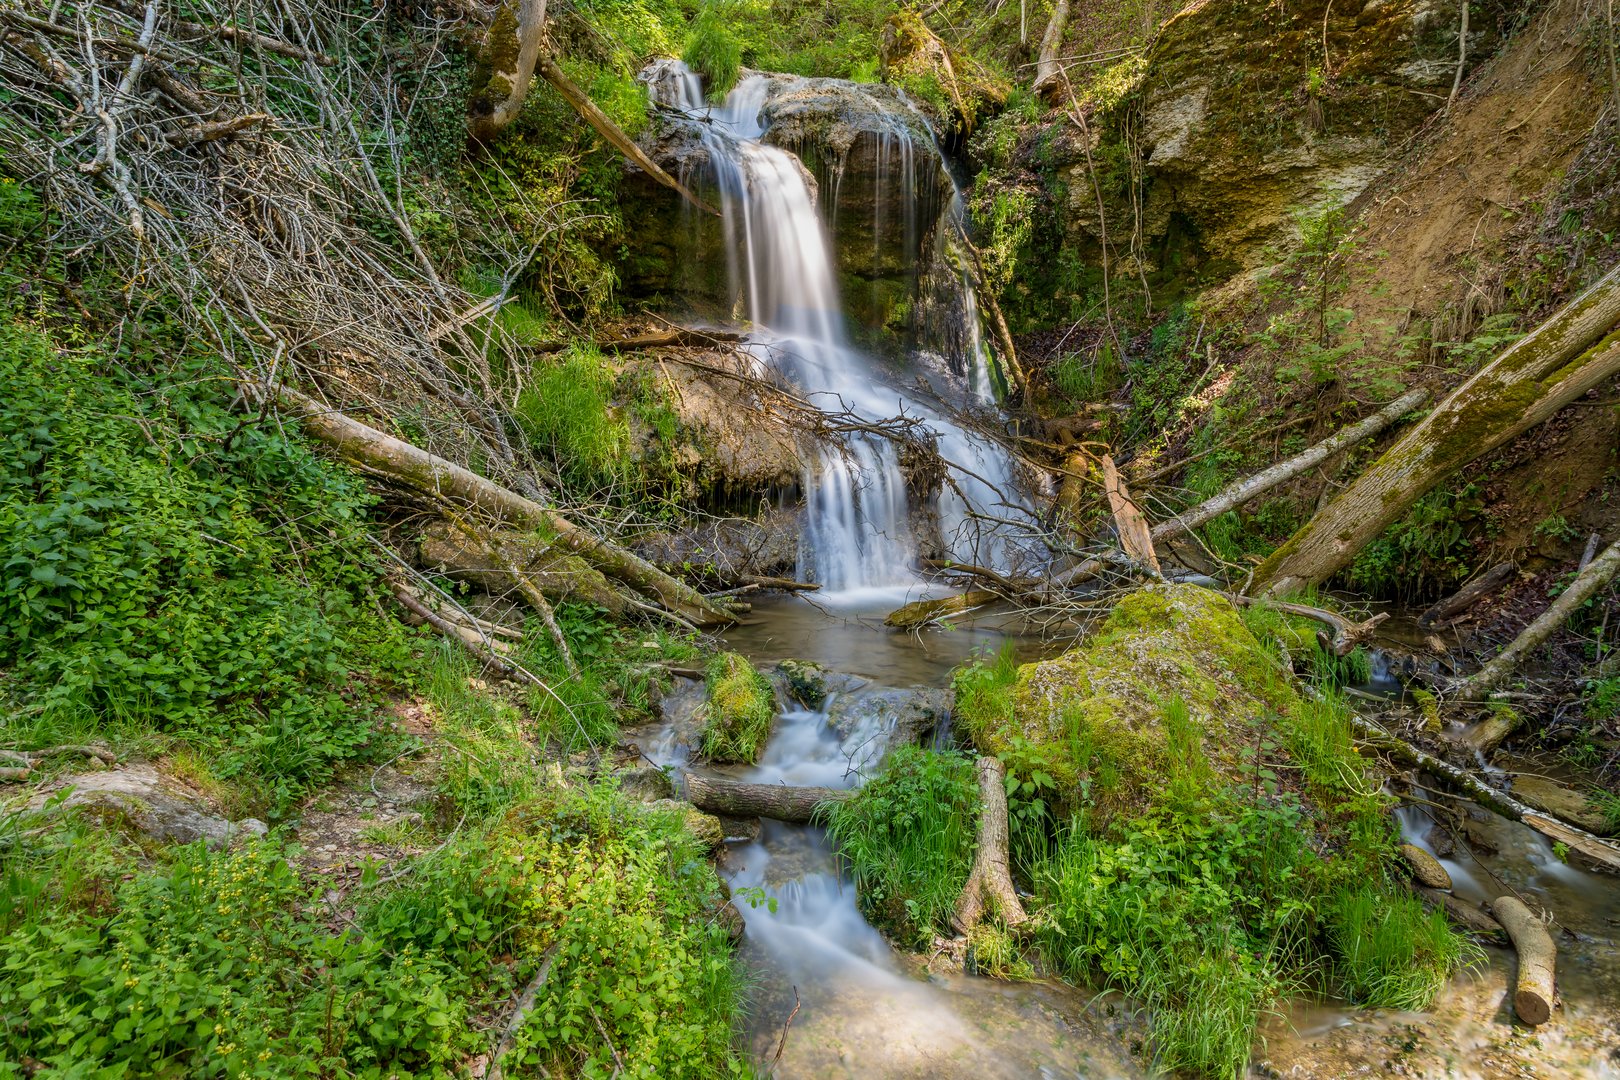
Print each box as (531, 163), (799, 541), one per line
(1399, 843), (1453, 889)
(418, 523), (629, 617)
(1493, 896), (1556, 1026)
(1350, 715), (1620, 872)
(1251, 265), (1620, 597)
(466, 0), (547, 142)
(273, 387), (734, 626)
(951, 756), (1028, 934)
(1462, 707), (1521, 754)
(684, 774), (850, 824)
(1459, 535), (1620, 698)
(884, 590), (999, 629)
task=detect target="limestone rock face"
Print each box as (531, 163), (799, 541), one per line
(1067, 0), (1471, 271)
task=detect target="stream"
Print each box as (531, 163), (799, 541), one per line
(632, 62), (1620, 1079)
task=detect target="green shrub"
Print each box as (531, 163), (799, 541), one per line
(0, 786), (747, 1077)
(0, 323), (411, 812)
(824, 746), (979, 946)
(699, 651), (775, 762)
(683, 4), (742, 100)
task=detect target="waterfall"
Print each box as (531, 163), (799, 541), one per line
(643, 61), (1033, 596)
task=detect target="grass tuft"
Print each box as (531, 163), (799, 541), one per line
(699, 652), (775, 763)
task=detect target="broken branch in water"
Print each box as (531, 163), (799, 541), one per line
(1350, 714), (1620, 872)
(1493, 896), (1556, 1025)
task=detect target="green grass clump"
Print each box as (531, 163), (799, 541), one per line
(699, 652), (775, 762)
(683, 3), (742, 99)
(824, 746), (979, 946)
(1326, 885), (1476, 1010)
(0, 321), (412, 813)
(0, 784), (748, 1077)
(515, 345), (632, 491)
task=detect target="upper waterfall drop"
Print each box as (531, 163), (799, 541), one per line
(641, 60), (1034, 595)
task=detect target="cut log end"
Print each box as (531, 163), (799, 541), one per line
(1494, 896), (1556, 1026)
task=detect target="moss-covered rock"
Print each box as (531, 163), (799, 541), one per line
(699, 652), (776, 763)
(775, 659), (829, 708)
(957, 583), (1296, 820)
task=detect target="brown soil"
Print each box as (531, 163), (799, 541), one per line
(1337, 0), (1601, 357)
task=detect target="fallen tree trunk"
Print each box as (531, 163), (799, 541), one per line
(1511, 775), (1615, 835)
(1418, 561), (1519, 627)
(532, 326), (745, 355)
(1150, 388), (1430, 546)
(272, 387), (734, 626)
(885, 590), (999, 629)
(1350, 715), (1620, 872)
(952, 756), (1028, 934)
(1031, 0), (1071, 103)
(1493, 896), (1556, 1025)
(684, 774), (851, 824)
(418, 523), (631, 618)
(1250, 264), (1620, 597)
(1102, 454), (1160, 575)
(535, 53), (718, 217)
(1458, 534), (1620, 698)
(1462, 707), (1521, 753)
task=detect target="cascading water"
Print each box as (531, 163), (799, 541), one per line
(642, 60), (1033, 596)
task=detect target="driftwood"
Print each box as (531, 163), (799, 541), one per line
(1419, 562), (1519, 627)
(485, 944), (559, 1080)
(272, 387), (733, 627)
(1459, 535), (1620, 697)
(1493, 896), (1556, 1025)
(684, 774), (850, 824)
(1252, 266), (1620, 597)
(952, 757), (1028, 934)
(1150, 388), (1430, 546)
(884, 590), (999, 629)
(535, 53), (718, 217)
(1415, 885), (1505, 939)
(1351, 716), (1620, 872)
(1398, 843), (1453, 889)
(1101, 454), (1160, 575)
(0, 744), (119, 782)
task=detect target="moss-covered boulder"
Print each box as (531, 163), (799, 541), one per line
(957, 583), (1296, 820)
(698, 652), (776, 763)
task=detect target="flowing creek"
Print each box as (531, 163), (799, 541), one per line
(631, 62), (1620, 1078)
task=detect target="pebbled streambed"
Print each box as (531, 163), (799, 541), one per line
(629, 60), (1620, 1079)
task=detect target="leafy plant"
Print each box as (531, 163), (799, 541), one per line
(824, 746), (979, 946)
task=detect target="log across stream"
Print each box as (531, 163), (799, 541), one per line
(630, 593), (1620, 1079)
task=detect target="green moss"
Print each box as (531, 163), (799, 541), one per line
(958, 584), (1295, 822)
(699, 652), (775, 763)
